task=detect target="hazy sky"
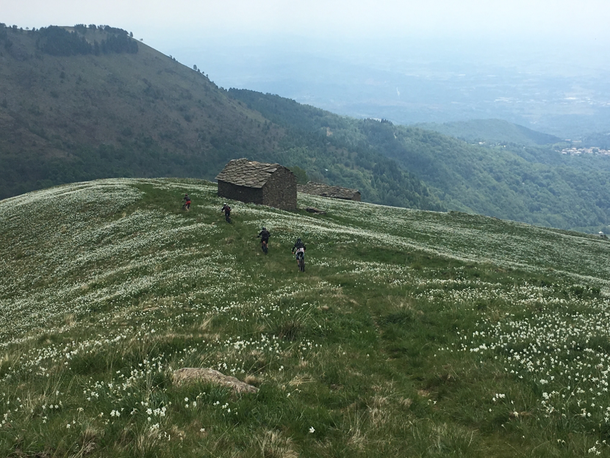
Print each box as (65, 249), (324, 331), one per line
(4, 1), (610, 134)
(4, 0), (610, 52)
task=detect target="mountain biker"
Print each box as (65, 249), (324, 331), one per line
(292, 238), (306, 267)
(258, 227), (270, 253)
(292, 238), (306, 252)
(221, 203), (231, 222)
(183, 194), (191, 210)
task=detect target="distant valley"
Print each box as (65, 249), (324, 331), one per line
(175, 36), (610, 139)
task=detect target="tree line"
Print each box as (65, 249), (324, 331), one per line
(35, 26), (138, 56)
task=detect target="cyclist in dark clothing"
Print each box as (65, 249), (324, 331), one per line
(258, 227), (270, 253)
(292, 238), (306, 269)
(183, 194), (191, 210)
(221, 203), (231, 222)
(258, 227), (270, 243)
(292, 238), (305, 252)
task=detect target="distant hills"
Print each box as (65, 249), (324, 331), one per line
(580, 131), (610, 149)
(2, 24), (610, 232)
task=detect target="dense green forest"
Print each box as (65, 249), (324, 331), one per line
(228, 90), (442, 210)
(368, 123), (610, 232)
(0, 23), (138, 56)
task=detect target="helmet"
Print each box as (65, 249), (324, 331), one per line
(262, 227), (267, 231)
(297, 238), (301, 243)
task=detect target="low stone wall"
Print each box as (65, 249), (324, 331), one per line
(298, 182), (361, 201)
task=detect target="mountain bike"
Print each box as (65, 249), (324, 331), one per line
(261, 239), (268, 254)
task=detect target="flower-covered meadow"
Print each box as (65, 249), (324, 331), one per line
(2, 178), (610, 456)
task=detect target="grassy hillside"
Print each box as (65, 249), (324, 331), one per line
(3, 179), (610, 456)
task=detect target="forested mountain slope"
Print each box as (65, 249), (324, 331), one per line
(364, 122), (610, 232)
(0, 24), (441, 211)
(0, 25), (278, 196)
(414, 119), (562, 146)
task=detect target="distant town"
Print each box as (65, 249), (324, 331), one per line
(561, 146), (610, 156)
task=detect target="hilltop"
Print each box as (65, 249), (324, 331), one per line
(2, 178), (610, 456)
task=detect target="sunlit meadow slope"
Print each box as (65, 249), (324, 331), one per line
(3, 178), (610, 457)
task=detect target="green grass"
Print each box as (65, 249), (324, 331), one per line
(2, 178), (610, 456)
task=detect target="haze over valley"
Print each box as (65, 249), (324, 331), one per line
(167, 34), (610, 139)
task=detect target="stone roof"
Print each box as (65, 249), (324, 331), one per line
(298, 182), (361, 200)
(215, 158), (283, 189)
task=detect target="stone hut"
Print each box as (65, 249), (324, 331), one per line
(216, 158), (297, 211)
(297, 182), (361, 201)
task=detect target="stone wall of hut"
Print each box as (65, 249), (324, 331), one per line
(262, 168), (297, 210)
(218, 181), (264, 205)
